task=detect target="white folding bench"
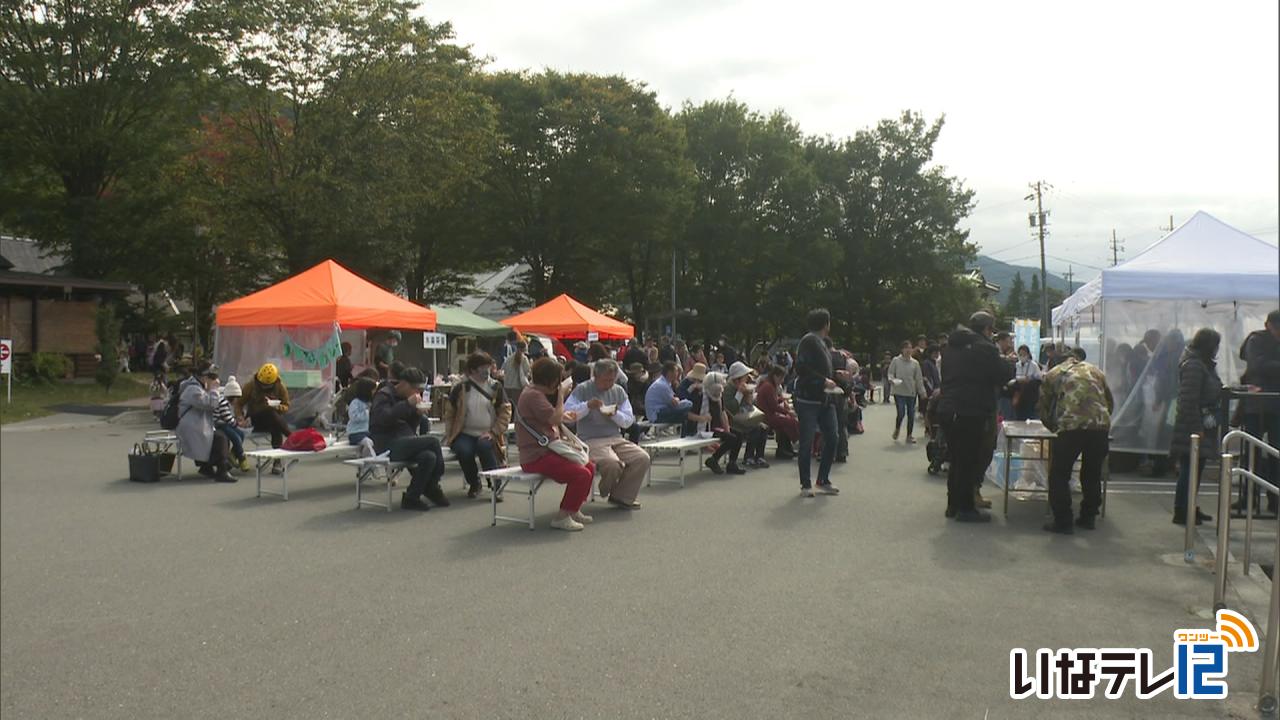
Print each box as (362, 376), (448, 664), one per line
(343, 454), (416, 511)
(641, 436), (720, 488)
(246, 439), (356, 500)
(141, 430), (185, 480)
(479, 466), (546, 530)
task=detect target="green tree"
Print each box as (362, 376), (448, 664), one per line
(1006, 272), (1026, 317)
(1028, 272), (1041, 322)
(817, 112), (977, 351)
(0, 0), (233, 278)
(95, 305), (123, 390)
(677, 99), (835, 347)
(479, 71), (692, 330)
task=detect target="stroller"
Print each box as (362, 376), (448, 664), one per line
(923, 389), (948, 475)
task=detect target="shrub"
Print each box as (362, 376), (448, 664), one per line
(29, 352), (71, 384)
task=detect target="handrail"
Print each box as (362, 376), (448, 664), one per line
(1212, 448), (1279, 716)
(1223, 428), (1280, 460)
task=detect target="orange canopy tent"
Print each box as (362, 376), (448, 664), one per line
(501, 293), (633, 340)
(216, 260), (436, 330)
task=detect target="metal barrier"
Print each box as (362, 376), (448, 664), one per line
(1211, 429), (1279, 716)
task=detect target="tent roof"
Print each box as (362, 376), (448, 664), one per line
(1051, 276), (1102, 327)
(500, 293), (634, 340)
(429, 306), (510, 337)
(216, 260), (437, 330)
(1101, 211), (1279, 300)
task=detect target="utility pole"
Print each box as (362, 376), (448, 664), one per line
(1109, 229), (1124, 266)
(1026, 181), (1051, 336)
(1065, 265), (1074, 295)
(1162, 215), (1175, 233)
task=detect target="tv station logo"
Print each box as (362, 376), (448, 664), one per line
(1010, 609), (1259, 700)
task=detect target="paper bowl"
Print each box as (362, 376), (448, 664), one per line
(600, 404), (617, 415)
(267, 399), (282, 407)
(416, 402), (431, 411)
(697, 430), (715, 439)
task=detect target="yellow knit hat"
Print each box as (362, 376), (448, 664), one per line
(256, 363), (279, 385)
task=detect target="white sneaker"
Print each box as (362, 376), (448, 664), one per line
(358, 438), (375, 458)
(571, 511), (594, 525)
(816, 484), (840, 495)
(800, 487), (815, 498)
(550, 515), (585, 531)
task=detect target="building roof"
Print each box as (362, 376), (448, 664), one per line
(0, 236), (131, 293)
(456, 264), (531, 320)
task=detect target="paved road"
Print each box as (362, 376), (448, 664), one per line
(0, 404), (1269, 719)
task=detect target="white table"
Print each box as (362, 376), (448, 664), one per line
(999, 420), (1109, 517)
(641, 436), (720, 488)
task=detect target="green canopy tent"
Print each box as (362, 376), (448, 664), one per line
(429, 306), (510, 337)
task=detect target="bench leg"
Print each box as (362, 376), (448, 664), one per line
(386, 470), (393, 513)
(527, 480), (536, 530)
(255, 461), (263, 497)
(355, 467), (363, 509)
(679, 451), (686, 488)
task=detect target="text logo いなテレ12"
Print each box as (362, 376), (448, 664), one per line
(1010, 609), (1259, 700)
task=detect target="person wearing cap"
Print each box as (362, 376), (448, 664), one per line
(690, 371), (745, 475)
(676, 362), (708, 436)
(564, 358), (649, 509)
(756, 365), (798, 460)
(937, 311), (1015, 522)
(177, 362), (235, 483)
(236, 363), (293, 476)
(215, 375), (250, 472)
(373, 330), (402, 380)
(645, 361), (693, 425)
(724, 362), (770, 468)
(793, 308), (841, 496)
(371, 366), (449, 511)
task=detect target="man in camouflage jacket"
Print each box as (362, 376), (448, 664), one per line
(1037, 350), (1114, 533)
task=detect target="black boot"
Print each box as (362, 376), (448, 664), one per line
(423, 482), (450, 507)
(401, 492), (430, 511)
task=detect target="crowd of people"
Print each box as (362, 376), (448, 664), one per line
(148, 305), (1280, 534)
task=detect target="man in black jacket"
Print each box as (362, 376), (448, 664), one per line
(370, 366), (448, 511)
(1238, 309), (1280, 515)
(937, 311), (1014, 522)
(794, 309), (840, 497)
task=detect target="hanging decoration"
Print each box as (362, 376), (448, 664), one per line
(282, 329), (343, 368)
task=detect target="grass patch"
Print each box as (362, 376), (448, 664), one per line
(0, 373), (152, 425)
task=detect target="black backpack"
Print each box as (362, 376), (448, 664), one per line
(159, 381), (183, 430)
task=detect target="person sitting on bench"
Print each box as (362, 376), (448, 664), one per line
(235, 363), (293, 475)
(565, 358), (649, 509)
(516, 358), (596, 531)
(177, 362), (235, 483)
(442, 352), (511, 499)
(371, 366), (448, 512)
(645, 361), (692, 424)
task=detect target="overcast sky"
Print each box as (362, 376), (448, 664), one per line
(425, 0), (1279, 281)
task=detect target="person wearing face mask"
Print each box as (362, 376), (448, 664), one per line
(1012, 344), (1043, 421)
(689, 371), (745, 475)
(443, 352), (512, 499)
(176, 361), (236, 483)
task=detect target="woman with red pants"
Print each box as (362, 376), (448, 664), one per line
(516, 358), (596, 531)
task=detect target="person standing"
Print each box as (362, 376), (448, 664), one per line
(877, 351), (893, 405)
(501, 341), (532, 407)
(794, 309), (840, 497)
(1012, 345), (1043, 421)
(937, 312), (1014, 522)
(335, 341), (354, 389)
(564, 358), (649, 509)
(888, 341), (924, 443)
(1169, 329), (1224, 526)
(373, 330), (401, 379)
(1038, 348), (1114, 533)
(516, 358), (597, 531)
(1236, 310), (1280, 516)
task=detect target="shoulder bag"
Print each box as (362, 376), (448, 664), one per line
(513, 404), (589, 466)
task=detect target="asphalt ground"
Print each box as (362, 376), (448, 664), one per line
(0, 403), (1271, 719)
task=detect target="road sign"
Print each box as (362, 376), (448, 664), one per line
(423, 332), (447, 350)
(586, 331), (599, 342)
(1, 338), (11, 403)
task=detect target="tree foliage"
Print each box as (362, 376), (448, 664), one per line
(1, 0), (983, 354)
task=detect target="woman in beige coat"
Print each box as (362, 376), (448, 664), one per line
(442, 352), (513, 498)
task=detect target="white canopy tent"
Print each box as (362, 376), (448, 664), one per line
(1052, 276), (1102, 331)
(1093, 211), (1279, 454)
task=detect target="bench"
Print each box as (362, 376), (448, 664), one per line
(641, 436), (720, 488)
(246, 439), (357, 500)
(343, 454), (415, 512)
(479, 466), (546, 530)
(141, 431), (185, 480)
